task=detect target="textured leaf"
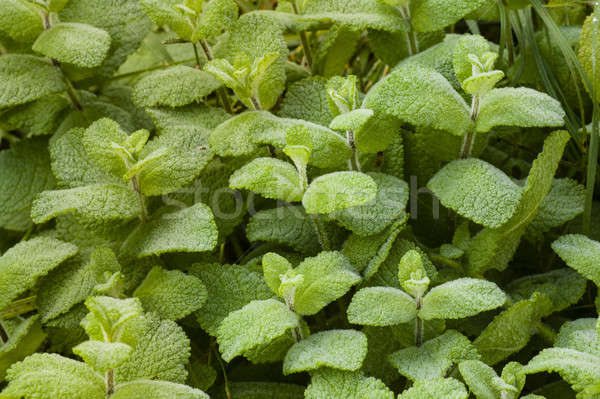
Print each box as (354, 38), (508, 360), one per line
(0, 0), (43, 42)
(2, 354), (104, 399)
(579, 10), (600, 102)
(112, 380), (209, 399)
(73, 340), (132, 372)
(293, 251), (362, 315)
(33, 23), (111, 68)
(0, 237), (77, 310)
(191, 264), (275, 336)
(420, 278), (506, 320)
(459, 360), (502, 399)
(347, 287), (417, 326)
(0, 316), (46, 382)
(81, 118), (129, 177)
(397, 378), (469, 399)
(363, 64), (472, 136)
(452, 34), (491, 86)
(139, 0), (193, 40)
(278, 77), (334, 126)
(283, 329), (367, 374)
(552, 234), (600, 286)
(82, 296), (143, 343)
(229, 158), (303, 202)
(331, 172), (408, 236)
(428, 159), (522, 228)
(3, 95), (70, 136)
(304, 369), (394, 399)
(121, 203), (218, 257)
(31, 184), (142, 224)
(0, 55), (66, 108)
(192, 0), (238, 41)
(132, 66), (222, 108)
(217, 299), (300, 362)
(389, 330), (480, 381)
(313, 24), (361, 77)
(555, 318), (600, 357)
(145, 104), (229, 134)
(0, 138), (55, 231)
(133, 266), (207, 320)
(262, 252), (294, 295)
(412, 0), (488, 32)
(303, 172), (377, 214)
(529, 178), (585, 234)
(475, 88), (565, 133)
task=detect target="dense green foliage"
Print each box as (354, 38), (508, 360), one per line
(0, 0), (599, 398)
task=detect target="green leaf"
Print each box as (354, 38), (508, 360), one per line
(262, 252), (294, 295)
(347, 287), (417, 326)
(397, 378), (469, 399)
(81, 118), (129, 178)
(474, 293), (551, 365)
(411, 0), (488, 32)
(82, 296), (143, 343)
(0, 237), (77, 310)
(132, 66), (222, 108)
(0, 316), (46, 382)
(459, 360), (502, 399)
(31, 183), (142, 224)
(389, 330), (480, 381)
(475, 88), (565, 133)
(293, 251), (362, 315)
(3, 95), (70, 136)
(0, 0), (43, 42)
(0, 55), (66, 108)
(139, 0), (193, 41)
(302, 171), (377, 214)
(112, 380), (209, 399)
(301, 0), (409, 32)
(428, 159), (522, 228)
(529, 178), (585, 234)
(229, 158), (303, 202)
(121, 203), (218, 257)
(363, 64), (472, 136)
(192, 0), (238, 41)
(552, 234), (600, 286)
(2, 354), (105, 399)
(73, 340), (132, 372)
(146, 104), (229, 134)
(278, 77), (334, 126)
(212, 382), (305, 399)
(313, 24), (362, 78)
(191, 264), (275, 336)
(0, 138), (55, 231)
(216, 299), (301, 362)
(133, 266), (207, 320)
(555, 318), (600, 357)
(304, 369), (394, 399)
(283, 329), (367, 374)
(579, 10), (600, 102)
(331, 172), (408, 236)
(32, 23), (111, 68)
(463, 71), (505, 97)
(452, 34), (491, 85)
(420, 278), (506, 320)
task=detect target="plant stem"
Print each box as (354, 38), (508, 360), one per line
(106, 369), (115, 396)
(584, 105), (599, 235)
(346, 130), (361, 171)
(198, 39), (233, 114)
(536, 321), (557, 344)
(192, 42), (202, 67)
(0, 296), (37, 319)
(213, 345), (231, 399)
(310, 214), (330, 251)
(503, 3), (515, 65)
(131, 177), (148, 223)
(415, 297), (423, 347)
(291, 1), (313, 70)
(460, 96), (480, 159)
(399, 5), (419, 56)
(0, 319), (8, 344)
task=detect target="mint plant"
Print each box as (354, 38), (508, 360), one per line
(1, 0), (600, 398)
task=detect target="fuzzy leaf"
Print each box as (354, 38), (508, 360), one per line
(475, 88), (565, 133)
(262, 253), (294, 295)
(139, 0), (193, 40)
(32, 23), (111, 68)
(217, 299), (301, 362)
(132, 66), (222, 108)
(73, 340), (132, 372)
(347, 287), (417, 326)
(121, 203), (218, 257)
(397, 378), (468, 399)
(0, 0), (43, 42)
(283, 329), (367, 374)
(363, 64), (472, 136)
(552, 234), (600, 286)
(0, 237), (77, 310)
(31, 184), (142, 224)
(191, 264), (275, 336)
(3, 95), (70, 136)
(212, 382), (305, 399)
(278, 77), (334, 126)
(0, 54), (66, 108)
(420, 278), (506, 320)
(555, 318), (600, 357)
(229, 158), (303, 202)
(192, 0), (238, 41)
(389, 330), (480, 381)
(133, 267), (207, 320)
(459, 360), (502, 399)
(452, 34), (491, 85)
(81, 118), (129, 177)
(0, 316), (46, 382)
(529, 178), (585, 234)
(579, 10), (600, 102)
(428, 159), (522, 228)
(411, 0), (488, 32)
(112, 380), (209, 399)
(304, 369), (394, 399)
(302, 171), (377, 214)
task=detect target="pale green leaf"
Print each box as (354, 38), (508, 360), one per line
(0, 55), (66, 108)
(389, 330), (480, 381)
(552, 234), (600, 286)
(579, 10), (600, 102)
(302, 171), (377, 214)
(0, 316), (46, 382)
(2, 354), (104, 399)
(347, 287), (417, 326)
(283, 329), (367, 374)
(475, 88), (565, 133)
(145, 104), (229, 134)
(192, 0), (238, 41)
(361, 326), (402, 386)
(0, 0), (43, 42)
(31, 183), (142, 224)
(304, 369), (394, 399)
(397, 378), (469, 399)
(0, 237), (77, 310)
(428, 159), (522, 228)
(313, 24), (361, 77)
(464, 71), (505, 97)
(132, 66), (222, 108)
(411, 0), (489, 32)
(3, 95), (70, 136)
(420, 278), (506, 320)
(81, 118), (129, 178)
(32, 23), (111, 68)
(139, 0), (193, 40)
(73, 340), (132, 372)
(459, 360), (502, 399)
(216, 299), (300, 362)
(212, 382), (305, 399)
(229, 158), (303, 202)
(452, 34), (491, 85)
(112, 380), (209, 399)
(555, 318), (600, 357)
(362, 64), (472, 136)
(82, 296), (143, 343)
(262, 252), (294, 295)
(278, 77), (334, 126)
(121, 203), (218, 257)
(133, 266), (206, 320)
(529, 178), (585, 234)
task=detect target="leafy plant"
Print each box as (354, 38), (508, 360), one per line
(0, 0), (599, 398)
